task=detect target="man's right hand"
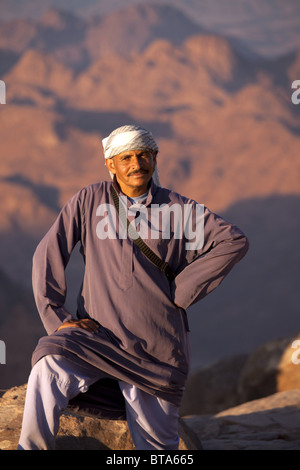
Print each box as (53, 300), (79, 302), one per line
(56, 318), (100, 333)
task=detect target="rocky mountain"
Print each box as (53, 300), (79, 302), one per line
(0, 3), (299, 389)
(1, 0), (300, 58)
(84, 3), (203, 62)
(0, 4), (203, 70)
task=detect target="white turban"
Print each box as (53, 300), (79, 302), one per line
(102, 125), (161, 187)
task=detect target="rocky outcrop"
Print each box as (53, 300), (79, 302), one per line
(181, 332), (300, 416)
(2, 331), (300, 450)
(0, 384), (201, 450)
(179, 332), (300, 449)
(237, 332), (300, 403)
(184, 389), (300, 450)
(2, 383), (300, 450)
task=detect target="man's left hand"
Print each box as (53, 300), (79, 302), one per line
(56, 318), (100, 333)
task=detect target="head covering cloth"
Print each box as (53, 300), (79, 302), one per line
(102, 125), (161, 186)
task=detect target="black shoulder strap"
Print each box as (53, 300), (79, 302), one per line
(110, 185), (175, 281)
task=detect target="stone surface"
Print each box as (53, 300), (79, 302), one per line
(0, 384), (201, 450)
(237, 332), (300, 403)
(3, 382), (300, 450)
(3, 330), (300, 451)
(180, 332), (300, 417)
(184, 389), (300, 450)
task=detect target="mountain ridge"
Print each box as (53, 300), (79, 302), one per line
(1, 0), (300, 58)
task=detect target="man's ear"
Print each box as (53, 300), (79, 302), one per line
(105, 157), (116, 174)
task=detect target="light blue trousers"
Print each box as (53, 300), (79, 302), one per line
(18, 355), (179, 450)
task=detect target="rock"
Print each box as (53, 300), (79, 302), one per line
(237, 332), (300, 403)
(3, 383), (300, 450)
(180, 332), (300, 417)
(184, 388), (300, 450)
(0, 384), (201, 450)
(180, 353), (248, 416)
(0, 385), (27, 450)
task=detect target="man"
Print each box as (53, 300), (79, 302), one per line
(18, 125), (249, 450)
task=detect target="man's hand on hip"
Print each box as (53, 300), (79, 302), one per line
(56, 318), (100, 333)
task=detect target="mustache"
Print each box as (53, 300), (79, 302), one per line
(128, 169), (148, 177)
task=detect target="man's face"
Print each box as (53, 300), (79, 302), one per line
(105, 149), (157, 197)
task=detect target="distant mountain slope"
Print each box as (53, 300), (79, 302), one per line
(1, 0), (300, 57)
(85, 3), (202, 61)
(0, 4), (202, 70)
(1, 1), (300, 72)
(3, 28), (299, 215)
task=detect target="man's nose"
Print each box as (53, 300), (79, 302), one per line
(131, 155), (142, 168)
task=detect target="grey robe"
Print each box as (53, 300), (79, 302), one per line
(31, 179), (249, 409)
